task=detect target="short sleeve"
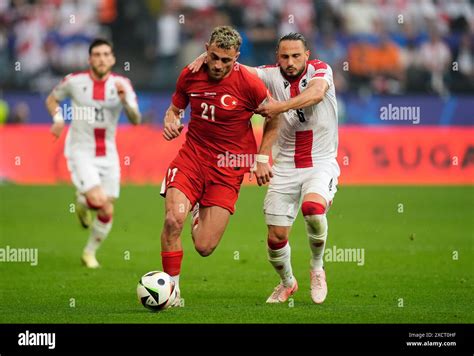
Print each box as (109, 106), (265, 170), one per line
(247, 72), (268, 109)
(120, 77), (139, 110)
(53, 75), (72, 101)
(309, 63), (333, 88)
(255, 65), (275, 88)
(171, 68), (189, 109)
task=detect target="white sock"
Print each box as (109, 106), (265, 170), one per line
(84, 217), (112, 254)
(171, 275), (180, 292)
(267, 242), (295, 287)
(305, 214), (328, 271)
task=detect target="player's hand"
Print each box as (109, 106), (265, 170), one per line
(115, 81), (126, 102)
(188, 53), (207, 73)
(163, 118), (184, 141)
(250, 161), (273, 186)
(50, 121), (65, 139)
(255, 93), (283, 119)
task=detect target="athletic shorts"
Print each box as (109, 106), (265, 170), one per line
(160, 144), (245, 215)
(264, 159), (340, 226)
(66, 155), (120, 198)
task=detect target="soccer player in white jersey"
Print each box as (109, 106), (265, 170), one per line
(189, 32), (339, 304)
(45, 39), (141, 268)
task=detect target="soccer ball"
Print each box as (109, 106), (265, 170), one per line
(137, 271), (177, 311)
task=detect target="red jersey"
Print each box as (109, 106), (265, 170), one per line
(171, 63), (268, 174)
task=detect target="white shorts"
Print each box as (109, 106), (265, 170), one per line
(264, 160), (339, 226)
(66, 155), (120, 198)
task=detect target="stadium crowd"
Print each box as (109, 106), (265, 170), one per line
(1, 0), (473, 95)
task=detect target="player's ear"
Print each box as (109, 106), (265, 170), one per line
(306, 50), (310, 60)
(205, 42), (209, 52)
(235, 51), (240, 61)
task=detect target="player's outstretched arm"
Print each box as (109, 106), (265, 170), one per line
(255, 78), (329, 118)
(163, 104), (184, 141)
(45, 92), (65, 139)
(187, 52), (258, 76)
(116, 82), (141, 125)
(251, 95), (281, 186)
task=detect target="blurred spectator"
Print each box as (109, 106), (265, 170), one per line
(244, 0), (278, 65)
(315, 32), (348, 93)
(316, 32), (346, 67)
(419, 30), (452, 95)
(344, 0), (378, 35)
(278, 0), (315, 43)
(151, 0), (181, 89)
(11, 2), (49, 86)
(2, 0), (473, 95)
(451, 33), (474, 92)
(372, 31), (404, 94)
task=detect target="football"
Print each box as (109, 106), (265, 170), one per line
(137, 271), (177, 311)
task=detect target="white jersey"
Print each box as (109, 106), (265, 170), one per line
(255, 60), (338, 169)
(53, 71), (137, 165)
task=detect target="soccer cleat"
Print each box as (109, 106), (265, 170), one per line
(81, 252), (100, 269)
(75, 192), (92, 229)
(191, 202), (199, 231)
(310, 269), (328, 304)
(266, 279), (298, 303)
(170, 288), (183, 308)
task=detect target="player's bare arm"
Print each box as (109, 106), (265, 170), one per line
(45, 92), (65, 138)
(163, 104), (184, 141)
(116, 81), (141, 125)
(188, 52), (258, 76)
(251, 95), (281, 186)
(256, 79), (329, 118)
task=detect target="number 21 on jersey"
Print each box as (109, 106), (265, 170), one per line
(200, 102), (215, 121)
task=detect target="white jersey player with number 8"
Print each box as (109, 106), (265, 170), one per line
(45, 39), (141, 268)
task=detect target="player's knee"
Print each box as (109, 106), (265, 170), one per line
(86, 192), (108, 210)
(267, 226), (289, 245)
(302, 201), (326, 234)
(163, 211), (185, 235)
(194, 242), (216, 257)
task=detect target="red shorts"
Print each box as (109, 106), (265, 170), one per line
(160, 144), (245, 214)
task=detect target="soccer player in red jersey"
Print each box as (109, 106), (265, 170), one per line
(159, 26), (280, 306)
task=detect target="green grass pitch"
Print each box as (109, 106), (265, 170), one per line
(0, 184), (472, 323)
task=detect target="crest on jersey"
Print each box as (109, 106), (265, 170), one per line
(220, 94), (238, 110)
(301, 79), (307, 88)
(284, 81), (290, 89)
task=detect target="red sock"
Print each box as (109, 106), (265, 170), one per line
(97, 213), (112, 224)
(161, 250), (183, 277)
(267, 239), (288, 250)
(301, 201), (326, 216)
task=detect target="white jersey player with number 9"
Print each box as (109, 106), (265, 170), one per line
(45, 39), (141, 268)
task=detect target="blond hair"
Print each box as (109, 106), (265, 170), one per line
(208, 26), (242, 51)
